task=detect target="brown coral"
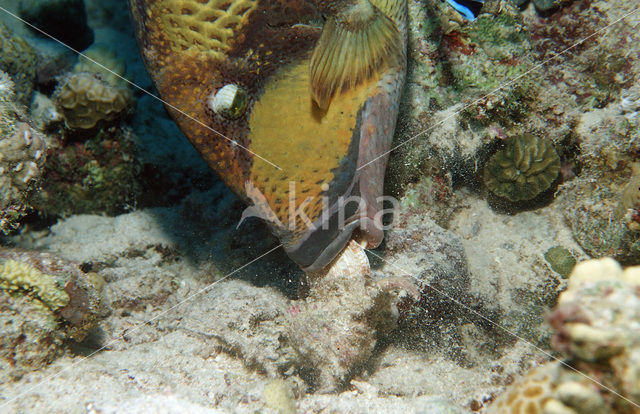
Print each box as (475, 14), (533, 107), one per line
(0, 122), (46, 233)
(54, 72), (133, 130)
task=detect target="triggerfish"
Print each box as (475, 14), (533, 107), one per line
(128, 0), (408, 272)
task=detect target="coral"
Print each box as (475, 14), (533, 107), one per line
(53, 44), (133, 130)
(0, 248), (103, 339)
(562, 174), (640, 264)
(489, 258), (640, 413)
(483, 134), (561, 202)
(0, 248), (103, 380)
(544, 246), (576, 278)
(53, 71), (133, 129)
(73, 43), (128, 88)
(1, 72), (43, 234)
(0, 24), (37, 105)
(558, 75), (640, 261)
(0, 260), (70, 310)
(18, 0), (94, 51)
(0, 290), (64, 382)
(32, 43), (139, 217)
(30, 126), (142, 217)
(560, 144), (640, 264)
(441, 7), (533, 92)
(0, 120), (47, 234)
(29, 91), (63, 130)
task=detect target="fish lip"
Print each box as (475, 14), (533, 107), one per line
(293, 220), (361, 272)
(285, 214), (384, 272)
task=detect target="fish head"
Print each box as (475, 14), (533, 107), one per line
(129, 0), (407, 271)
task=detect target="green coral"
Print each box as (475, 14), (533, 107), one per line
(0, 259), (70, 310)
(483, 134), (561, 202)
(0, 24), (36, 105)
(545, 246), (577, 279)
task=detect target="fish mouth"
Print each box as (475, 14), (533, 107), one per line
(284, 69), (406, 272)
(284, 208), (384, 273)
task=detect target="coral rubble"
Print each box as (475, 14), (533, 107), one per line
(489, 258), (640, 413)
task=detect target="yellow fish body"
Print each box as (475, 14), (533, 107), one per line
(129, 0), (407, 270)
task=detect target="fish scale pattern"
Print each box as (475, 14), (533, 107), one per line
(160, 0), (258, 57)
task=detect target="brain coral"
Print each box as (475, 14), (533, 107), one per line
(54, 71), (133, 129)
(54, 44), (133, 130)
(483, 134), (561, 202)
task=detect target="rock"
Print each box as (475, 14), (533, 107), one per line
(18, 0), (94, 51)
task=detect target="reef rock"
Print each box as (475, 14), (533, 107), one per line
(489, 258), (640, 413)
(18, 0), (94, 51)
(286, 240), (419, 392)
(0, 248), (103, 381)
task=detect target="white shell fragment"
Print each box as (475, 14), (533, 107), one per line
(208, 84), (247, 119)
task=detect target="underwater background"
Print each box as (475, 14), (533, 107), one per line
(1, 0), (640, 412)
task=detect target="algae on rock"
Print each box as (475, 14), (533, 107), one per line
(0, 248), (103, 381)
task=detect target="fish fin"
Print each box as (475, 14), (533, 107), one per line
(309, 0), (403, 110)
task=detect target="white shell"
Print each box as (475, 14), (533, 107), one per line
(208, 84), (240, 115)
